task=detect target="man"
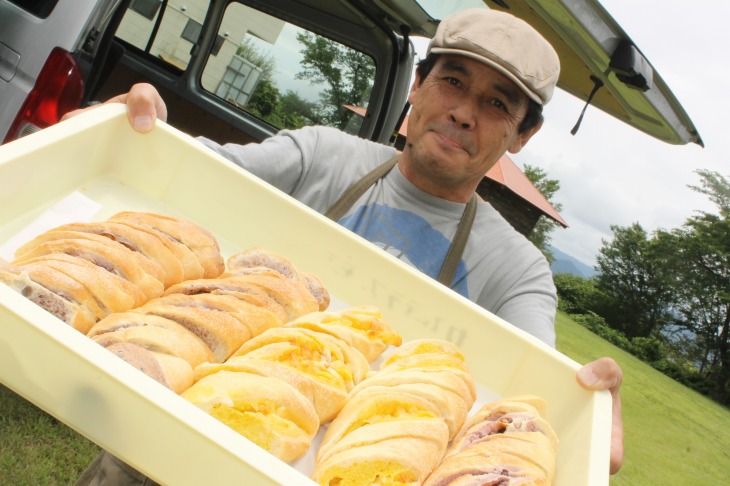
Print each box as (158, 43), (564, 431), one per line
(72, 8), (624, 483)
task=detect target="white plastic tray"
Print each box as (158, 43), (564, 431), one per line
(0, 104), (611, 485)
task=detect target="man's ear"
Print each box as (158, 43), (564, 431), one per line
(508, 119), (543, 154)
(407, 71), (424, 105)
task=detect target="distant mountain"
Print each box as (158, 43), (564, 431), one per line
(549, 246), (598, 279)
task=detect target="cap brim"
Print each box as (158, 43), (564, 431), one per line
(430, 47), (545, 105)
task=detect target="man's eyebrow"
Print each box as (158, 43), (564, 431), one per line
(438, 59), (525, 108)
(493, 81), (524, 108)
(438, 59), (470, 77)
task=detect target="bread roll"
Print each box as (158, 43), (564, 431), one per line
(231, 327), (370, 386)
(45, 221), (188, 286)
(448, 432), (556, 482)
(0, 267), (98, 333)
(377, 340), (477, 405)
(134, 297), (251, 362)
(197, 356), (346, 425)
(426, 396), (559, 486)
(348, 369), (473, 440)
(312, 419), (449, 486)
(449, 396), (558, 455)
(181, 370), (319, 462)
(226, 247), (330, 310)
(218, 271), (319, 322)
(163, 270), (321, 326)
(382, 338), (466, 367)
(313, 386), (449, 485)
(9, 253), (146, 314)
(88, 312), (215, 368)
(210, 326), (370, 423)
(311, 338), (476, 485)
(156, 292), (280, 339)
(162, 276), (291, 325)
(109, 211), (224, 279)
(13, 235), (165, 300)
(105, 342), (193, 394)
(301, 272), (330, 312)
(422, 448), (550, 486)
(286, 305), (402, 362)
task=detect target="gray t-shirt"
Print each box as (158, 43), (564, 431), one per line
(198, 126), (557, 346)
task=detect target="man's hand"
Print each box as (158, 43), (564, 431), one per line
(61, 83), (167, 133)
(577, 357), (624, 474)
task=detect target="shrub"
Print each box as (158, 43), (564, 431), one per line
(629, 336), (664, 362)
(554, 273), (599, 314)
(570, 311), (633, 349)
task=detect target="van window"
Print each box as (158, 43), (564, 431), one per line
(200, 2), (376, 132)
(115, 0), (212, 71)
(8, 0), (59, 18)
(114, 0), (376, 133)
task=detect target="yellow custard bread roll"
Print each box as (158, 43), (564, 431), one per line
(311, 339), (475, 485)
(181, 370), (320, 462)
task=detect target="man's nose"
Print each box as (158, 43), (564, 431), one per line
(448, 100), (475, 129)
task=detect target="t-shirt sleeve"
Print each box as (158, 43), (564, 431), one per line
(195, 126), (323, 195)
(195, 126), (397, 212)
(482, 257), (558, 348)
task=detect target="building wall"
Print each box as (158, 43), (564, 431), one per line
(477, 178), (541, 236)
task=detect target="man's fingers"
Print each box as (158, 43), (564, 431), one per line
(577, 357), (624, 474)
(122, 83), (167, 132)
(610, 414), (624, 474)
(577, 357), (622, 392)
(59, 83), (167, 133)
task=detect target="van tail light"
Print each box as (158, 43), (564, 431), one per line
(3, 47), (84, 143)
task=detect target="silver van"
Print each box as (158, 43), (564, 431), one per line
(0, 0), (703, 147)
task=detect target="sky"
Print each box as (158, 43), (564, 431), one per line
(500, 0), (728, 267)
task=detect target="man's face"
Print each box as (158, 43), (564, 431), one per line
(402, 55), (539, 202)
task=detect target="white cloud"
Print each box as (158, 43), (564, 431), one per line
(510, 0), (729, 266)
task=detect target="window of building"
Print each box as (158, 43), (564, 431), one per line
(129, 0), (162, 20)
(181, 19), (202, 44)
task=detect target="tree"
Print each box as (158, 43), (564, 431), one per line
(234, 39), (316, 130)
(594, 223), (673, 339)
(247, 84), (319, 130)
(295, 32), (375, 129)
(523, 164), (562, 262)
(280, 90), (320, 126)
(246, 78), (279, 118)
(657, 170), (730, 403)
(236, 38), (276, 80)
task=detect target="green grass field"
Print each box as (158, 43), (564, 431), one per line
(555, 312), (730, 484)
(2, 311), (728, 484)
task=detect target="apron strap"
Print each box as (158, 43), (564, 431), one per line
(437, 193), (477, 287)
(324, 154), (400, 221)
(324, 154), (477, 288)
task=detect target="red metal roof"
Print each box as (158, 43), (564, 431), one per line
(343, 106), (567, 226)
(486, 154), (568, 227)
